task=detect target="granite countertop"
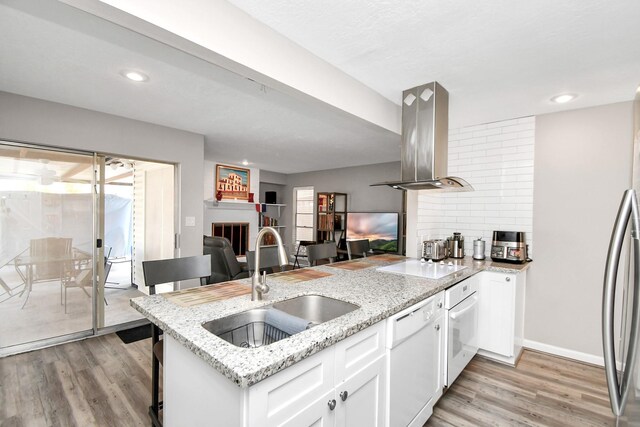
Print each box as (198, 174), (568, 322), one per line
(130, 256), (530, 388)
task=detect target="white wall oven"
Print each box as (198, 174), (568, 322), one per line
(444, 275), (479, 386)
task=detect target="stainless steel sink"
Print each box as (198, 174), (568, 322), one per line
(202, 295), (359, 348)
(272, 295), (360, 325)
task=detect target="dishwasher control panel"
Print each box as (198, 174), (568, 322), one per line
(386, 291), (444, 348)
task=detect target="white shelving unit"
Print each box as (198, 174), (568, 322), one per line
(257, 204), (287, 243)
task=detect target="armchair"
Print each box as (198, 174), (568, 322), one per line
(203, 236), (249, 284)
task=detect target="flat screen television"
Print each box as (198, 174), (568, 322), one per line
(346, 212), (399, 252)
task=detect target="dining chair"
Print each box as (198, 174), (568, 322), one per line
(306, 242), (337, 266)
(60, 254), (111, 313)
(142, 254), (211, 427)
(30, 237), (73, 283)
(293, 240), (316, 269)
(246, 246), (289, 275)
(346, 239), (371, 260)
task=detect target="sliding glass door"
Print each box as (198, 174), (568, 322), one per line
(0, 142), (96, 350)
(0, 142), (177, 354)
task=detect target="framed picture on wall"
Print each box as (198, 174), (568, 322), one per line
(215, 164), (250, 201)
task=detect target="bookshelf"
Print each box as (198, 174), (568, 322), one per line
(316, 192), (347, 244)
(257, 203), (286, 246)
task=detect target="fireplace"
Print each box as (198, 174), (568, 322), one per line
(212, 222), (249, 256)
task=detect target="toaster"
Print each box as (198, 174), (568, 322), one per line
(491, 231), (527, 263)
(422, 239), (448, 261)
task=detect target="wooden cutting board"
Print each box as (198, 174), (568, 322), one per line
(326, 261), (373, 271)
(269, 268), (333, 283)
(368, 254), (406, 262)
(162, 282), (251, 307)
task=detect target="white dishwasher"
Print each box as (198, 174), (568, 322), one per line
(386, 291), (444, 427)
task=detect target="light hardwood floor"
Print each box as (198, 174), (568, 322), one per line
(426, 350), (616, 427)
(0, 334), (152, 427)
(0, 334), (616, 427)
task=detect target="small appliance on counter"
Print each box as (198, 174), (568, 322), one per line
(448, 232), (465, 258)
(473, 237), (485, 260)
(422, 239), (448, 261)
(491, 231), (527, 263)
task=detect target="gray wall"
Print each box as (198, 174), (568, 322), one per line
(528, 101), (633, 359)
(0, 91), (205, 274)
(282, 161), (403, 253)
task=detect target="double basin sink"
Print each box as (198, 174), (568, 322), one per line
(202, 295), (359, 348)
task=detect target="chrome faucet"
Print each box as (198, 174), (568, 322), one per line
(252, 227), (289, 301)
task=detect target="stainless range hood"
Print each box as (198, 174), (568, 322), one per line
(372, 82), (472, 191)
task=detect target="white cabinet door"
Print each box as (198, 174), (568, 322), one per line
(335, 354), (386, 427)
(248, 349), (334, 427)
(478, 272), (516, 356)
(249, 322), (386, 427)
(477, 271), (525, 361)
(280, 389), (336, 427)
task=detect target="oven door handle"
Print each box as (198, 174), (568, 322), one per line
(450, 295), (478, 320)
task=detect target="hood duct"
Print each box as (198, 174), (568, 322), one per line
(372, 82), (472, 191)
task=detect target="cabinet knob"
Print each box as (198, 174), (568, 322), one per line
(328, 399), (337, 411)
(505, 277), (511, 282)
(437, 302), (443, 308)
(435, 324), (440, 331)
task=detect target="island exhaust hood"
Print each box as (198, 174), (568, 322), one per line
(372, 82), (472, 191)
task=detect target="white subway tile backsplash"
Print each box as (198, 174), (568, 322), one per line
(461, 124), (488, 133)
(473, 128), (503, 138)
(416, 116), (535, 256)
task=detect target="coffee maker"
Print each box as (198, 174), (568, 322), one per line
(448, 232), (464, 258)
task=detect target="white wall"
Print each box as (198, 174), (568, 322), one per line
(526, 101), (633, 363)
(284, 162), (404, 254)
(415, 117), (536, 257)
(0, 91), (205, 282)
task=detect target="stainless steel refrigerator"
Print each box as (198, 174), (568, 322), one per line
(603, 88), (640, 425)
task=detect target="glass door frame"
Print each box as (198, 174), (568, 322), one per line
(0, 140), (97, 356)
(0, 140), (179, 355)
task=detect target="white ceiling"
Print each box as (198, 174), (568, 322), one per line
(1, 0), (639, 175)
(0, 1), (400, 174)
(228, 0), (640, 127)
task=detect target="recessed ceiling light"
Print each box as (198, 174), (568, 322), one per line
(550, 93), (577, 104)
(121, 70), (149, 82)
(241, 160), (249, 166)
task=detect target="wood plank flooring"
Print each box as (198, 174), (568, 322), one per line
(0, 334), (616, 427)
(426, 350), (616, 427)
(0, 334), (152, 427)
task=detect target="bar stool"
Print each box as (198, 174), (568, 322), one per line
(142, 255), (211, 427)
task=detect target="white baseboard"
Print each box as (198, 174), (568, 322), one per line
(523, 339), (604, 367)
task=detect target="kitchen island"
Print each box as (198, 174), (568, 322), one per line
(131, 255), (528, 426)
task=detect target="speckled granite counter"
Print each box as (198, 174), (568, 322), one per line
(131, 256), (529, 388)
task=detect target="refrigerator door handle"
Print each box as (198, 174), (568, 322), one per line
(603, 189), (635, 416)
(620, 192), (640, 414)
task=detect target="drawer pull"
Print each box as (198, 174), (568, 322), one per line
(505, 277), (511, 282)
(435, 324), (440, 331)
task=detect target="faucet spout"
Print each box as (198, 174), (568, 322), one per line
(252, 227), (288, 301)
